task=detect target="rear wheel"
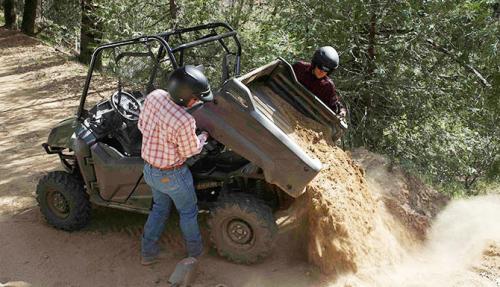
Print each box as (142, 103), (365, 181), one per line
(208, 194), (278, 264)
(36, 171), (91, 231)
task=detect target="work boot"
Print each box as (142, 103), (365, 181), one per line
(141, 250), (168, 266)
(141, 256), (158, 266)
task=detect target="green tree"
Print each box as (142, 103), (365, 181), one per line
(80, 0), (102, 65)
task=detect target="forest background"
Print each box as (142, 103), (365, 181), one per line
(1, 0), (499, 195)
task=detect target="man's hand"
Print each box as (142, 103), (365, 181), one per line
(339, 108), (347, 118)
(197, 130), (209, 145)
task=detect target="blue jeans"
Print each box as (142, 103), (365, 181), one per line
(141, 163), (203, 259)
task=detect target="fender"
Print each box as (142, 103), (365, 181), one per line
(47, 117), (77, 149)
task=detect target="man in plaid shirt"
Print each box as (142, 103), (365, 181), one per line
(138, 65), (213, 266)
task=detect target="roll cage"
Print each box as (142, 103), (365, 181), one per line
(77, 22), (242, 120)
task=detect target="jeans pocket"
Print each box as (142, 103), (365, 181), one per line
(156, 173), (181, 192)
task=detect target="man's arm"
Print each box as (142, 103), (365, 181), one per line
(175, 118), (208, 159)
(292, 61), (307, 80)
(138, 111), (145, 134)
(138, 89), (166, 134)
(137, 99), (147, 133)
(326, 83), (347, 118)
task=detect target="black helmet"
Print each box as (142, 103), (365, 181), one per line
(311, 46), (339, 72)
(166, 65), (213, 106)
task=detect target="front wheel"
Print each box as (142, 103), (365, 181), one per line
(36, 171), (91, 231)
(208, 194), (278, 264)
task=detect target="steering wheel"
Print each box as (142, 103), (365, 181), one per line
(110, 91), (142, 121)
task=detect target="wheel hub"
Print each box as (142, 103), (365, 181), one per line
(227, 219), (253, 244)
(48, 190), (70, 217)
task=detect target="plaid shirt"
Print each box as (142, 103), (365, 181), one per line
(138, 89), (207, 169)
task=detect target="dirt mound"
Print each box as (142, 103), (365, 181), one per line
(296, 137), (414, 275)
(265, 93), (451, 276)
(351, 148), (449, 239)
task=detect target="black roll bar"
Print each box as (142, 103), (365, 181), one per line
(77, 35), (174, 119)
(170, 31), (238, 53)
(77, 22), (242, 120)
(159, 22), (241, 75)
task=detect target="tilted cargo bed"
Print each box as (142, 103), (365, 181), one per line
(192, 58), (346, 197)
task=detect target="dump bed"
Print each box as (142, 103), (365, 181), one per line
(192, 58), (346, 197)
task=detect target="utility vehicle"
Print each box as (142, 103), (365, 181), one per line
(37, 22), (346, 263)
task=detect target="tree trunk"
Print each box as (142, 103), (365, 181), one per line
(169, 0), (178, 20)
(3, 0), (17, 29)
(79, 0), (102, 66)
(21, 0), (37, 35)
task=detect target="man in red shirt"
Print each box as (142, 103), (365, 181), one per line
(293, 46), (347, 118)
(138, 65), (213, 265)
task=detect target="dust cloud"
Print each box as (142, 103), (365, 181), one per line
(331, 195), (500, 287)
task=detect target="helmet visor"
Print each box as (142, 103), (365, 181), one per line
(318, 65), (330, 72)
(198, 88), (213, 102)
(318, 64), (338, 73)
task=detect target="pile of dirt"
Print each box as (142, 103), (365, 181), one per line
(351, 149), (449, 239)
(266, 94), (449, 276)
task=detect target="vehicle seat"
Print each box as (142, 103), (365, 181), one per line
(112, 122), (142, 156)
